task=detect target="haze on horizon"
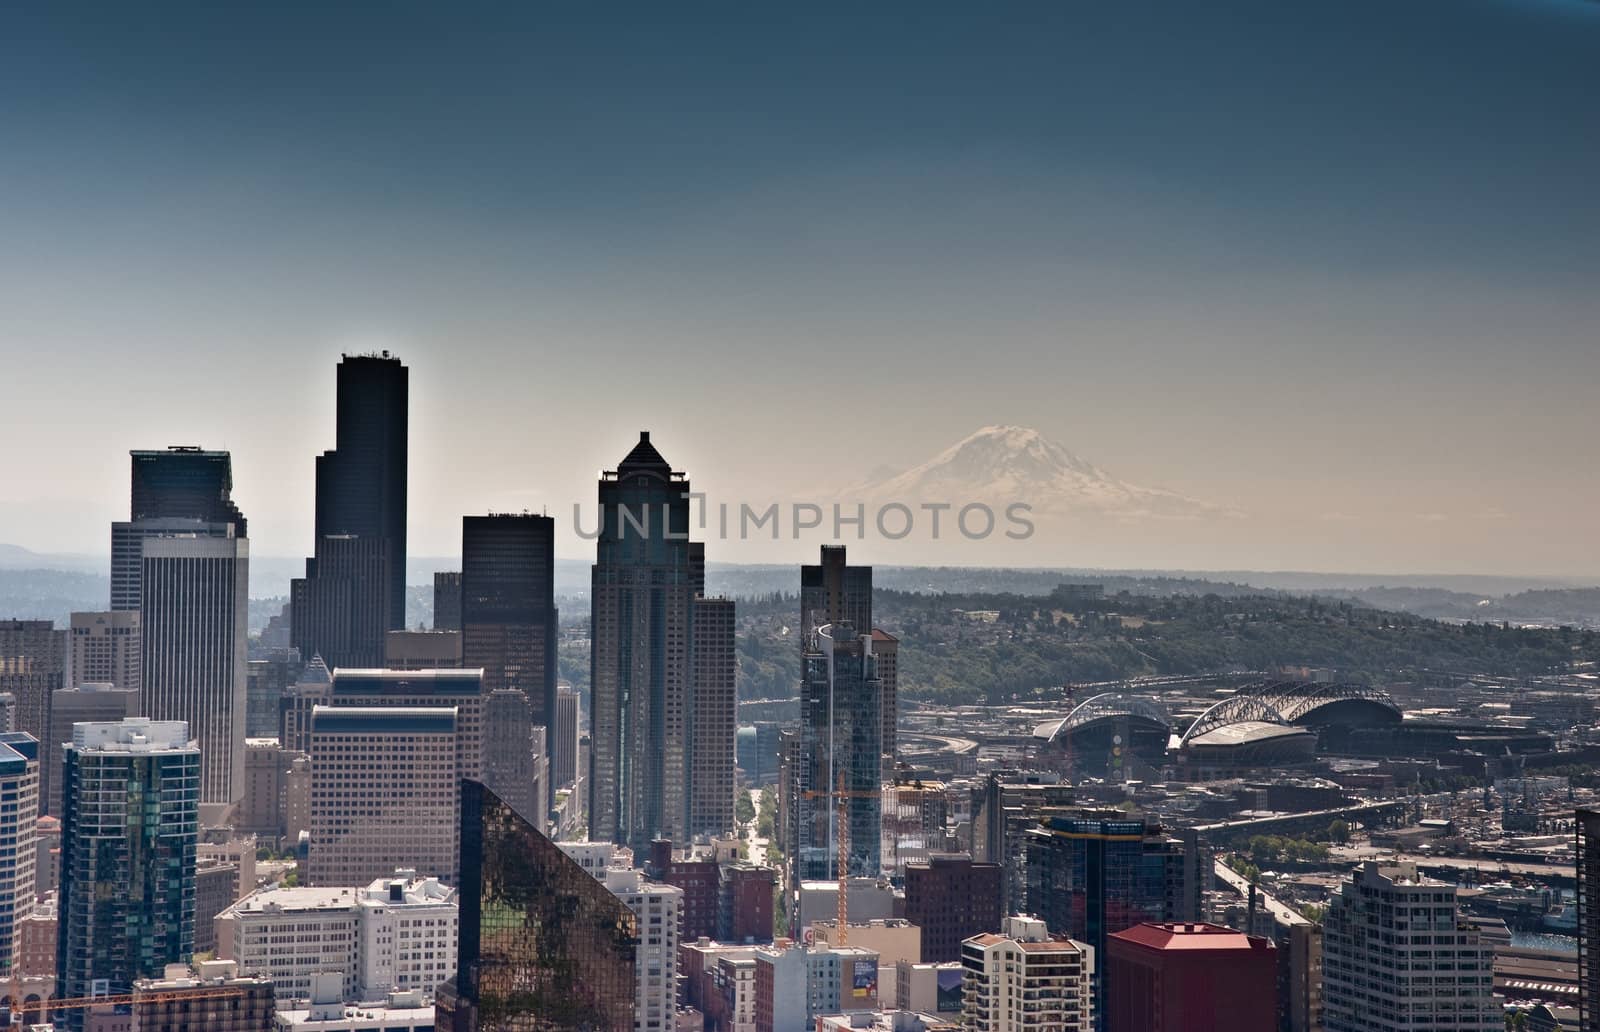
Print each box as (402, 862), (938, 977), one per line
(1, 2), (1596, 577)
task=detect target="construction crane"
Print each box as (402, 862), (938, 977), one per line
(2, 984), (247, 1025)
(802, 769), (880, 947)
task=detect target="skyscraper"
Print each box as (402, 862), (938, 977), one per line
(461, 514), (557, 737)
(0, 733), (40, 981)
(905, 854), (1005, 963)
(57, 719), (199, 1032)
(791, 623), (883, 886)
(690, 596), (737, 840)
(1581, 808), (1600, 1032)
(1321, 861), (1498, 1032)
(799, 547), (898, 775)
(112, 447), (248, 613)
(553, 686), (580, 789)
(1024, 812), (1186, 1023)
(327, 668), (487, 779)
(961, 916), (1095, 1032)
(435, 571), (463, 631)
(1104, 922), (1276, 1032)
(46, 682), (137, 816)
(292, 352), (408, 668)
(0, 620), (64, 803)
(307, 706), (460, 886)
(589, 432), (699, 853)
(482, 687), (541, 824)
(437, 780), (639, 1032)
(140, 533), (249, 804)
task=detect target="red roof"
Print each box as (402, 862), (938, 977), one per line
(1109, 923), (1271, 952)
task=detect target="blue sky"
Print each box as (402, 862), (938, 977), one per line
(1, 1), (1596, 573)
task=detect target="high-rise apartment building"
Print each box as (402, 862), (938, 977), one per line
(961, 916), (1094, 1032)
(0, 620), (65, 797)
(326, 668), (487, 780)
(905, 854), (1005, 963)
(0, 733), (39, 980)
(462, 515), (557, 726)
(791, 623), (882, 886)
(1321, 861), (1499, 1032)
(1024, 812), (1185, 1022)
(307, 706), (460, 887)
(434, 571), (463, 631)
(691, 596), (737, 840)
(590, 432), (715, 854)
(973, 773), (1075, 914)
(57, 719), (199, 1032)
(67, 610), (141, 699)
(437, 780), (639, 1032)
(140, 533), (249, 803)
(46, 681), (137, 816)
(1581, 808), (1600, 1032)
(1104, 922), (1276, 1032)
(293, 353), (408, 669)
(600, 866), (682, 1032)
(799, 548), (898, 780)
(554, 686), (580, 789)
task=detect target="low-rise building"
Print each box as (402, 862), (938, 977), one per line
(272, 972), (435, 1032)
(130, 960), (275, 1032)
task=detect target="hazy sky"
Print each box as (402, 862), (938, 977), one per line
(2, 2), (1597, 575)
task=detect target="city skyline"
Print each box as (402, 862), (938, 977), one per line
(0, 3), (1597, 575)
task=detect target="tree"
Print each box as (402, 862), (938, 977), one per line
(737, 792), (756, 826)
(1328, 819), (1351, 845)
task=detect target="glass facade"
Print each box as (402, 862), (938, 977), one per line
(439, 780), (638, 1031)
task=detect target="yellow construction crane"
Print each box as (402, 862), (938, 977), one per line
(802, 769), (879, 947)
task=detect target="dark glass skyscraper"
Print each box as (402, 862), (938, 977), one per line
(438, 780), (638, 1032)
(799, 546), (898, 775)
(112, 447), (248, 612)
(462, 514), (557, 736)
(589, 433), (697, 853)
(292, 353), (408, 668)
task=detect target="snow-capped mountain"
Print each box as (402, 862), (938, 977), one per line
(846, 426), (1229, 519)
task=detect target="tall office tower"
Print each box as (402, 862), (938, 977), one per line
(799, 547), (898, 774)
(0, 733), (39, 980)
(961, 916), (1095, 1032)
(307, 706), (460, 886)
(1581, 809), (1600, 1032)
(67, 611), (141, 699)
(553, 686), (580, 788)
(973, 773), (1075, 914)
(437, 780), (639, 1032)
(1322, 861), (1499, 1032)
(327, 668), (486, 779)
(57, 719), (199, 1032)
(1024, 812), (1185, 1023)
(905, 854), (1005, 963)
(590, 432), (705, 854)
(140, 533), (249, 804)
(434, 571), (463, 631)
(0, 620), (64, 803)
(46, 682), (137, 816)
(292, 352), (409, 669)
(1104, 923), (1276, 1032)
(279, 656), (332, 754)
(461, 514), (557, 734)
(791, 623), (883, 887)
(112, 447), (248, 612)
(245, 650), (300, 739)
(690, 596), (737, 839)
(483, 688), (540, 823)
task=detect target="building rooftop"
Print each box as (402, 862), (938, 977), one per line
(330, 668), (483, 693)
(309, 705), (457, 735)
(1110, 922), (1273, 952)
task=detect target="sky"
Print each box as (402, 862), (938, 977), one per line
(1, 1), (1597, 576)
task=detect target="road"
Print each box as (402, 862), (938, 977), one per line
(744, 787), (769, 867)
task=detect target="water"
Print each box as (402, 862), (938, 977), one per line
(1510, 930), (1577, 952)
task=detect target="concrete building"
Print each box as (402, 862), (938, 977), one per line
(482, 687), (542, 824)
(46, 682), (137, 816)
(720, 863), (777, 945)
(307, 707), (460, 886)
(383, 629), (463, 670)
(0, 620), (65, 803)
(68, 611), (141, 700)
(1104, 922), (1275, 1032)
(810, 920), (922, 968)
(753, 942), (883, 1032)
(277, 657), (331, 756)
(432, 571), (462, 632)
(236, 739), (310, 845)
(139, 533), (249, 803)
(893, 961), (963, 1016)
(130, 960), (275, 1032)
(960, 917), (1094, 1032)
(795, 880), (901, 936)
(0, 733), (39, 979)
(57, 719), (200, 1032)
(15, 894), (56, 979)
(273, 973), (435, 1032)
(325, 668), (486, 781)
(1322, 861), (1499, 1032)
(220, 871), (457, 1003)
(904, 854), (1003, 963)
(554, 685), (581, 789)
(245, 652), (299, 741)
